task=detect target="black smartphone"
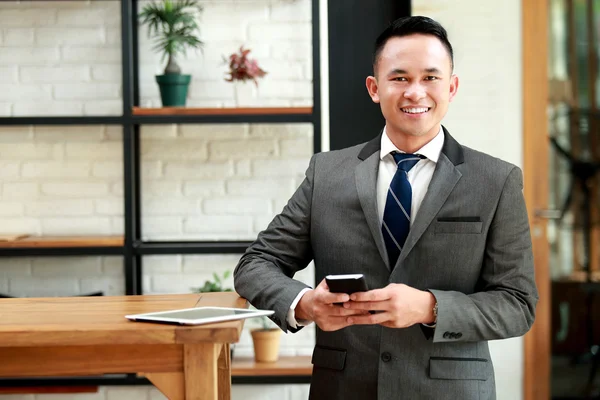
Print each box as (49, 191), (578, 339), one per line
(325, 274), (369, 295)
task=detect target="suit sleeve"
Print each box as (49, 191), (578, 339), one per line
(233, 155), (316, 333)
(427, 166), (539, 342)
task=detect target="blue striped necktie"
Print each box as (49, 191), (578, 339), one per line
(382, 152), (426, 268)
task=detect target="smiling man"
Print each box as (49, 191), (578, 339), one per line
(234, 16), (538, 400)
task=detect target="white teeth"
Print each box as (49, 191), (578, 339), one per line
(402, 107), (428, 114)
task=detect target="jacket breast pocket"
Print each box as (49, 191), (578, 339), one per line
(429, 357), (491, 380)
(434, 221), (483, 234)
(311, 345), (346, 371)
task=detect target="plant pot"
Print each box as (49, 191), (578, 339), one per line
(156, 74), (191, 107)
(251, 328), (281, 363)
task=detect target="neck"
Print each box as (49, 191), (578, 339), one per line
(387, 125), (440, 154)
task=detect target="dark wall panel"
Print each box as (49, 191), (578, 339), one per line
(328, 1), (410, 151)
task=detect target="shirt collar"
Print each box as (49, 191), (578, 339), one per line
(380, 126), (444, 163)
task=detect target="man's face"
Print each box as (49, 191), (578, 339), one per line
(366, 34), (458, 141)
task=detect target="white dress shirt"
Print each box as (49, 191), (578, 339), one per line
(287, 127), (445, 328)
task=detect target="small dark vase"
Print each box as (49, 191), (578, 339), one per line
(155, 74), (191, 107)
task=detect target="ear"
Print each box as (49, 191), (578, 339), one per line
(449, 74), (459, 102)
(366, 76), (380, 103)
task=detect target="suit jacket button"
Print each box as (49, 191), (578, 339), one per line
(381, 352), (392, 362)
(449, 332), (456, 339)
(443, 332), (450, 339)
(456, 332), (463, 339)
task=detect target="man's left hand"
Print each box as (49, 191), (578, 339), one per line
(343, 283), (436, 328)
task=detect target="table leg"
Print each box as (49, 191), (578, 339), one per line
(218, 343), (231, 400)
(184, 342), (220, 400)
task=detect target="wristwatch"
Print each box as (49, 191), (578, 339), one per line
(432, 301), (438, 323)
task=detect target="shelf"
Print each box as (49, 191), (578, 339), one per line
(136, 241), (251, 255)
(0, 116), (124, 126)
(0, 236), (124, 257)
(131, 107), (314, 124)
(232, 356), (312, 377)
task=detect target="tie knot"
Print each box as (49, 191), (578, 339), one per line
(392, 152), (425, 172)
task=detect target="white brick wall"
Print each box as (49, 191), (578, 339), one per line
(0, 1), (314, 399)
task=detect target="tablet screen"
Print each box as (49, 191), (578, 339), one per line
(126, 306), (274, 325)
(151, 308), (257, 320)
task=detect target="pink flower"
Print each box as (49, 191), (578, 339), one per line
(224, 46), (267, 86)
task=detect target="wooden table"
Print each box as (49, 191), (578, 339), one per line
(0, 292), (247, 400)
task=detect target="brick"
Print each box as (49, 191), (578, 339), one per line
(10, 277), (79, 297)
(0, 162), (19, 179)
(144, 256), (183, 274)
(102, 257), (123, 275)
(0, 127), (32, 142)
(164, 161), (233, 179)
(231, 385), (287, 400)
(13, 101), (84, 116)
(20, 66), (90, 83)
(143, 198), (200, 216)
(181, 181), (225, 197)
(3, 182), (39, 199)
(151, 273), (214, 293)
(253, 158), (310, 177)
(143, 140), (208, 160)
(0, 143), (56, 160)
(92, 161), (123, 178)
(248, 22), (312, 41)
(105, 28), (122, 45)
(22, 161), (91, 178)
(149, 387), (168, 400)
(182, 254), (242, 274)
(32, 257), (101, 277)
(235, 159), (251, 176)
(144, 181), (182, 197)
(84, 100), (123, 116)
(0, 259), (32, 278)
(259, 59), (304, 80)
(3, 28), (34, 47)
(81, 276), (125, 296)
(111, 182), (124, 196)
(254, 215), (277, 233)
(95, 199), (123, 216)
(188, 80), (235, 100)
(227, 178), (296, 197)
(104, 126), (122, 141)
(61, 47), (121, 63)
(141, 124), (178, 139)
(66, 142), (122, 160)
(33, 126), (104, 142)
(179, 124), (248, 139)
(35, 27), (104, 45)
(270, 0), (312, 21)
(0, 48), (59, 65)
(40, 217), (111, 235)
(142, 217), (182, 237)
(271, 43), (312, 61)
(26, 199), (95, 217)
(0, 202), (24, 216)
(183, 216), (252, 234)
(202, 22), (248, 42)
(0, 84), (52, 101)
(203, 197), (270, 215)
(91, 64), (122, 82)
(0, 9), (56, 27)
(0, 66), (17, 83)
(54, 83), (121, 100)
(258, 80), (313, 99)
(249, 123), (312, 138)
(142, 161), (162, 179)
(105, 387), (149, 400)
(0, 103), (10, 116)
(57, 6), (121, 27)
(209, 139), (277, 160)
(41, 182), (109, 197)
(110, 216), (124, 235)
(0, 217), (40, 235)
(280, 137), (312, 157)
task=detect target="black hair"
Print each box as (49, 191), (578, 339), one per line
(373, 16), (454, 73)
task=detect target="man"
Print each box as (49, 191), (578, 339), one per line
(234, 16), (538, 400)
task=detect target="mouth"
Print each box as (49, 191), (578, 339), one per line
(400, 107), (431, 115)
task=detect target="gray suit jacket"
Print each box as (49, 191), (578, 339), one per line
(234, 128), (538, 400)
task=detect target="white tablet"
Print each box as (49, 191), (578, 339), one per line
(125, 306), (274, 326)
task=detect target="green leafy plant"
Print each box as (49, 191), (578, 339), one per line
(255, 316), (277, 331)
(139, 0), (204, 75)
(191, 270), (233, 293)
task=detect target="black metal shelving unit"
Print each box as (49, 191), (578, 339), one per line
(0, 0), (320, 388)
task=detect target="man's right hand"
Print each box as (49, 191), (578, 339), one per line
(294, 278), (370, 331)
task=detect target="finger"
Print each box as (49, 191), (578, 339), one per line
(327, 305), (371, 317)
(350, 288), (391, 302)
(347, 311), (392, 326)
(342, 300), (389, 311)
(319, 316), (354, 332)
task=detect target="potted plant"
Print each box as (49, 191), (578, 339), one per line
(250, 315), (281, 363)
(224, 46), (267, 106)
(191, 270), (233, 293)
(139, 0), (204, 107)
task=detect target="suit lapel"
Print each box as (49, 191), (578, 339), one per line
(355, 134), (390, 270)
(395, 128), (465, 267)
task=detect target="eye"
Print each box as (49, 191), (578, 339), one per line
(424, 76), (438, 81)
(393, 77), (408, 82)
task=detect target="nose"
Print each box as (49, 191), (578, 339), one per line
(403, 82), (426, 102)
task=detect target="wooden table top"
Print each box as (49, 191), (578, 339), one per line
(0, 292), (248, 347)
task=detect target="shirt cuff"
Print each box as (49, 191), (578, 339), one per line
(422, 323), (437, 328)
(287, 288), (313, 329)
